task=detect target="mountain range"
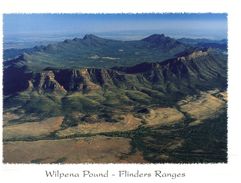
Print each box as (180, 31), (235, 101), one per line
(4, 34), (227, 115)
(3, 34), (227, 163)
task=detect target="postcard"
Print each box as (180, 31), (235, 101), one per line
(1, 0), (241, 183)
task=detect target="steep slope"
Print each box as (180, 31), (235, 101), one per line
(3, 49), (227, 122)
(4, 50), (227, 94)
(113, 49), (227, 90)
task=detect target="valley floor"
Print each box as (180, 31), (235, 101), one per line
(3, 90), (227, 163)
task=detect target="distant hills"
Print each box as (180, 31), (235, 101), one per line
(4, 34), (188, 71)
(178, 38), (227, 51)
(3, 34), (227, 64)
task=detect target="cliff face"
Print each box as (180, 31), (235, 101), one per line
(30, 71), (67, 94)
(3, 50), (227, 96)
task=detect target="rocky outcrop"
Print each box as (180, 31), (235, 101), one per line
(3, 50), (227, 96)
(178, 50), (209, 61)
(31, 71), (67, 94)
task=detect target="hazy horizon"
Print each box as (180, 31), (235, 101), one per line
(3, 13), (227, 49)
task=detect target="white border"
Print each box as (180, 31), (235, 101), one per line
(1, 0), (241, 183)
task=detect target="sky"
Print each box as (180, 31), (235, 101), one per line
(3, 13), (227, 41)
